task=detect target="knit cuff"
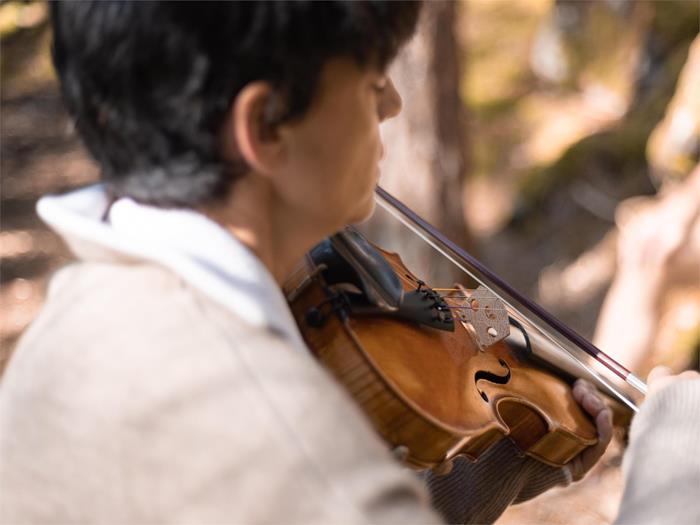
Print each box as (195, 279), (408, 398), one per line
(424, 438), (569, 524)
(626, 378), (700, 454)
(615, 379), (700, 525)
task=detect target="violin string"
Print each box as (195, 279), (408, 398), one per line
(449, 296), (641, 412)
(287, 262), (314, 285)
(395, 272), (510, 313)
(308, 248), (640, 411)
(432, 287), (484, 292)
(389, 269), (641, 411)
(443, 297), (508, 311)
(395, 271), (513, 313)
(304, 264), (503, 312)
(375, 186), (649, 400)
(439, 305), (503, 310)
(439, 291), (636, 408)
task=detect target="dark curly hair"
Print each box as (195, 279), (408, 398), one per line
(50, 1), (421, 207)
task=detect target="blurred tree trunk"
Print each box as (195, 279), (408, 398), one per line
(369, 0), (470, 285)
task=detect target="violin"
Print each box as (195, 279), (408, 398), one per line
(283, 187), (645, 473)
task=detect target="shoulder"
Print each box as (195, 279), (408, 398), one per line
(3, 260), (299, 417)
(1, 261), (436, 523)
(616, 379), (700, 525)
(6, 261), (235, 393)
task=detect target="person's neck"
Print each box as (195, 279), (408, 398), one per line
(201, 176), (328, 285)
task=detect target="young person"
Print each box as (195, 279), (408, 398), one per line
(1, 2), (697, 524)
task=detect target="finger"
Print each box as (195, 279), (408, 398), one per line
(573, 378), (593, 392)
(580, 391), (605, 418)
(595, 407), (613, 444)
(572, 408), (613, 481)
(572, 379), (594, 403)
(589, 408), (613, 457)
(647, 365), (672, 384)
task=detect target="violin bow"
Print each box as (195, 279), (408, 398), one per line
(374, 186), (647, 412)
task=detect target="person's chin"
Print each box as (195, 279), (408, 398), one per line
(348, 194), (376, 225)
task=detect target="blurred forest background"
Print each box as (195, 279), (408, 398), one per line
(1, 1), (698, 524)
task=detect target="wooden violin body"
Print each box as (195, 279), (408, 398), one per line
(284, 239), (597, 471)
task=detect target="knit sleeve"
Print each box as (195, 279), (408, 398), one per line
(424, 438), (570, 524)
(614, 379), (700, 525)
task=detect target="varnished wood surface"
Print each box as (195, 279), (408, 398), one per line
(284, 251), (598, 470)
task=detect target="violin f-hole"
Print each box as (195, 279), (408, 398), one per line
(475, 359), (512, 402)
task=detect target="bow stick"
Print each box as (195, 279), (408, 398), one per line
(374, 185), (647, 412)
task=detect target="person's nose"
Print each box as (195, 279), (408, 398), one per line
(378, 78), (402, 122)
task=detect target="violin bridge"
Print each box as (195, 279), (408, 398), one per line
(455, 285), (510, 350)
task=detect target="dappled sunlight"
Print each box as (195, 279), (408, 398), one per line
(0, 2), (697, 523)
(459, 2), (699, 524)
(516, 92), (624, 169)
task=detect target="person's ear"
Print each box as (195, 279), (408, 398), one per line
(222, 82), (285, 176)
